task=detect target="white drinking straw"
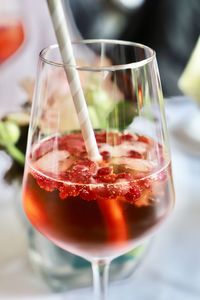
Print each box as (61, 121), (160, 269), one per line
(47, 0), (101, 161)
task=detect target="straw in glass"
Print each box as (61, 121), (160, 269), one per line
(46, 0), (101, 161)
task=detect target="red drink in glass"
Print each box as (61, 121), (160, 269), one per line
(23, 132), (174, 259)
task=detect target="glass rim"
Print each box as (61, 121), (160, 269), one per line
(39, 39), (156, 71)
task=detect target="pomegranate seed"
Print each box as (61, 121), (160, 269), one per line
(139, 178), (151, 189)
(137, 135), (148, 144)
(33, 172), (56, 192)
(37, 178), (55, 192)
(128, 150), (142, 158)
(100, 151), (111, 160)
(125, 185), (141, 202)
(137, 135), (151, 145)
(97, 167), (113, 176)
(103, 174), (117, 183)
(69, 161), (97, 183)
(96, 132), (106, 143)
(80, 187), (96, 201)
(59, 189), (68, 199)
(74, 160), (97, 173)
(121, 133), (134, 141)
(59, 184), (79, 199)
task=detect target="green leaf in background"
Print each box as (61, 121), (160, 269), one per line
(6, 144), (25, 166)
(0, 121), (20, 146)
(0, 120), (25, 166)
(108, 101), (137, 131)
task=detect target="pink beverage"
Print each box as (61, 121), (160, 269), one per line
(23, 132), (174, 259)
(0, 18), (24, 64)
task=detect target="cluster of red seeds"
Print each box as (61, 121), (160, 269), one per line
(31, 132), (166, 203)
(33, 169), (144, 202)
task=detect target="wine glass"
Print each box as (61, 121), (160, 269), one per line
(0, 0), (25, 65)
(22, 40), (175, 299)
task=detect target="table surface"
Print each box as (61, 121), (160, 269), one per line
(1, 97), (200, 300)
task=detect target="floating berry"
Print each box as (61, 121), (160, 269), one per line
(37, 179), (55, 192)
(59, 184), (79, 199)
(137, 135), (151, 145)
(97, 167), (113, 176)
(70, 169), (91, 183)
(80, 187), (96, 201)
(121, 133), (136, 142)
(77, 159), (98, 174)
(127, 150), (142, 159)
(69, 160), (97, 183)
(100, 151), (111, 160)
(125, 184), (141, 203)
(34, 173), (56, 192)
(30, 131), (160, 205)
(93, 185), (108, 199)
(105, 184), (122, 198)
(95, 132), (106, 143)
(139, 178), (151, 189)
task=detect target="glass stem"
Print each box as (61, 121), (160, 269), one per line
(92, 259), (111, 300)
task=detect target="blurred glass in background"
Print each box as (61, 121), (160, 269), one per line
(0, 0), (55, 117)
(0, 0), (25, 64)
